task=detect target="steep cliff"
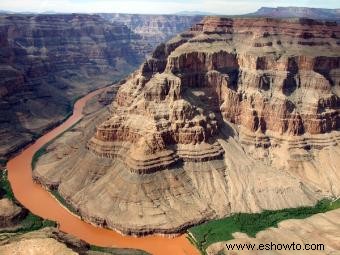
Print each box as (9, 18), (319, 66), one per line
(0, 14), (146, 161)
(34, 17), (340, 236)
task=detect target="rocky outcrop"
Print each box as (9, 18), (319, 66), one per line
(0, 198), (25, 228)
(0, 227), (150, 255)
(0, 14), (146, 161)
(34, 17), (340, 236)
(207, 208), (340, 255)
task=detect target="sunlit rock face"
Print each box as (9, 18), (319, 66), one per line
(89, 17), (340, 173)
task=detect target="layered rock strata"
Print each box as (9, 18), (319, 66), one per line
(35, 17), (340, 235)
(0, 14), (146, 161)
(100, 14), (202, 56)
(89, 17), (340, 172)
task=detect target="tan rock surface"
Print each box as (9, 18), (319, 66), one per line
(206, 208), (340, 255)
(0, 198), (24, 228)
(34, 17), (340, 236)
(0, 238), (77, 255)
(100, 14), (202, 57)
(0, 227), (149, 255)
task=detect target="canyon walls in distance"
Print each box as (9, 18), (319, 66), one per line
(0, 13), (201, 161)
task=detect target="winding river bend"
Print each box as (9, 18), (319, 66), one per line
(7, 88), (199, 255)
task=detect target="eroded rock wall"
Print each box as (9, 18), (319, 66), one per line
(0, 14), (146, 160)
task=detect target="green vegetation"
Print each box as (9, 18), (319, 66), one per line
(0, 170), (56, 234)
(0, 169), (15, 200)
(31, 81), (118, 170)
(0, 213), (56, 234)
(31, 146), (48, 170)
(65, 94), (83, 117)
(31, 118), (83, 216)
(1, 83), (118, 237)
(90, 245), (151, 255)
(31, 118), (82, 170)
(188, 198), (340, 254)
(51, 190), (78, 215)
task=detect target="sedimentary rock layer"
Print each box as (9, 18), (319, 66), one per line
(100, 13), (202, 56)
(89, 17), (340, 171)
(0, 14), (146, 161)
(35, 17), (340, 236)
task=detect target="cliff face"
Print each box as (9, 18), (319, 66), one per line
(0, 14), (146, 160)
(90, 17), (339, 164)
(187, 18), (340, 136)
(34, 17), (340, 236)
(100, 14), (202, 56)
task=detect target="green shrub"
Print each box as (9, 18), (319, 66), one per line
(188, 198), (340, 254)
(51, 190), (78, 215)
(0, 170), (15, 200)
(0, 170), (56, 234)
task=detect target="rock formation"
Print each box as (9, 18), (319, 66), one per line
(0, 198), (25, 228)
(0, 227), (150, 255)
(0, 13), (203, 162)
(0, 13), (147, 161)
(207, 208), (340, 255)
(100, 14), (202, 56)
(0, 169), (26, 229)
(34, 17), (340, 236)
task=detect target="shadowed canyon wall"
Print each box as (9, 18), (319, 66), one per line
(0, 13), (200, 161)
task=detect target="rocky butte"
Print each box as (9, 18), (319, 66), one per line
(34, 17), (340, 236)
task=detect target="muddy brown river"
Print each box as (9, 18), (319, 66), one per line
(7, 88), (200, 255)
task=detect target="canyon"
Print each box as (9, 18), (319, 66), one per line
(0, 13), (200, 162)
(0, 13), (143, 162)
(100, 13), (202, 56)
(33, 16), (340, 238)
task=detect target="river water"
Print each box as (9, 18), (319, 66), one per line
(7, 88), (199, 255)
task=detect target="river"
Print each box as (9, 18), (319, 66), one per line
(6, 88), (200, 255)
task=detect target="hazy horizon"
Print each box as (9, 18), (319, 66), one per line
(0, 0), (339, 15)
